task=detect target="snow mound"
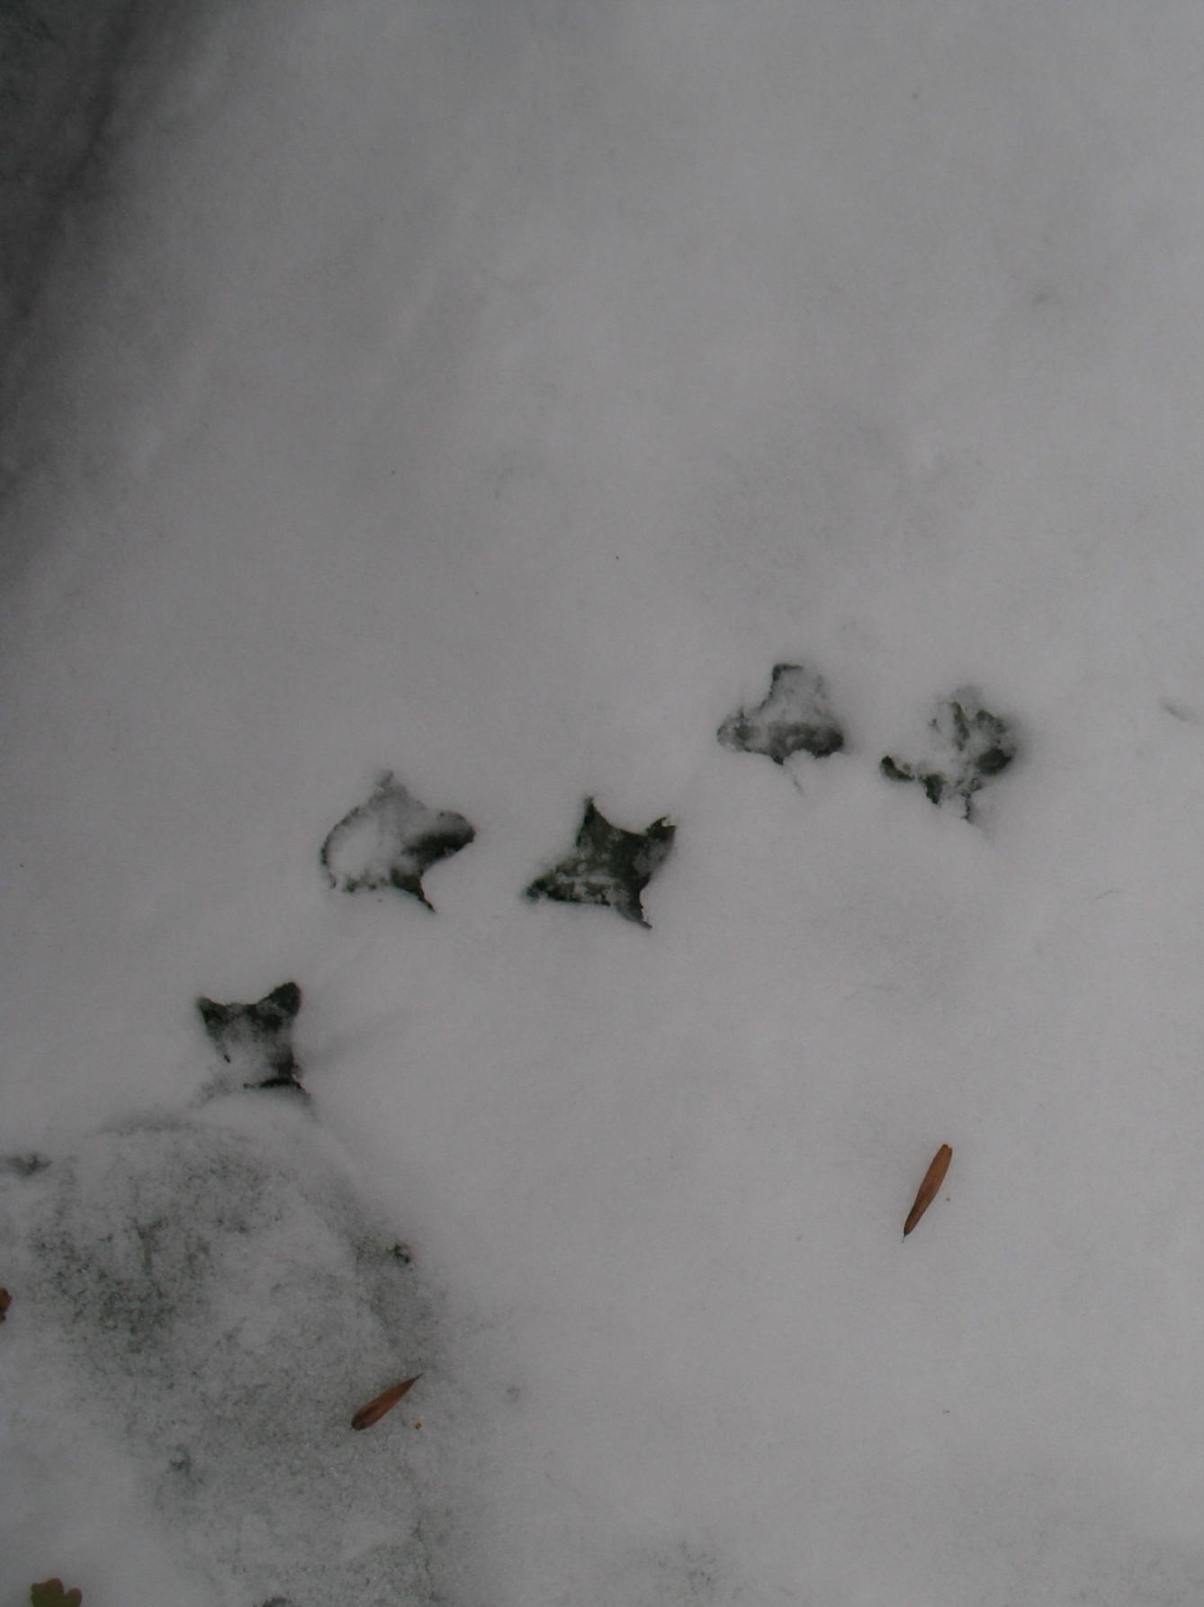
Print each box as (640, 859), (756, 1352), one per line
(4, 1104), (462, 1607)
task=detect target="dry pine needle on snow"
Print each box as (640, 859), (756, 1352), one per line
(350, 1375), (422, 1430)
(903, 1144), (953, 1237)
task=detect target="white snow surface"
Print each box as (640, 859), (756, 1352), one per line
(5, 3), (1204, 1604)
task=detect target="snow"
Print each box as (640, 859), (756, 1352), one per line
(5, 2), (1204, 1603)
(3, 1105), (453, 1607)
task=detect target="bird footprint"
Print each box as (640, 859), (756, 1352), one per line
(320, 772), (476, 910)
(880, 689), (1017, 819)
(525, 798), (675, 928)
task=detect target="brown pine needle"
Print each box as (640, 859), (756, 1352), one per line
(903, 1143), (953, 1237)
(350, 1374), (422, 1431)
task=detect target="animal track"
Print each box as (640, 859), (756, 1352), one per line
(196, 981), (304, 1092)
(718, 663), (845, 765)
(880, 689), (1017, 819)
(525, 798), (675, 928)
(321, 773), (476, 910)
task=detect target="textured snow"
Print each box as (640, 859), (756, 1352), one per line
(1, 1103), (462, 1607)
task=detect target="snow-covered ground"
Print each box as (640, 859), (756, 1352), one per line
(5, 3), (1204, 1603)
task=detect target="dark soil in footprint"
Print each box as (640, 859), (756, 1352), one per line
(320, 773), (476, 910)
(717, 663), (844, 765)
(196, 981), (304, 1092)
(525, 798), (675, 927)
(881, 689), (1017, 819)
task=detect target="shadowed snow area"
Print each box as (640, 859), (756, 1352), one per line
(0, 0), (232, 432)
(6, 2), (1204, 1604)
(0, 0), (137, 340)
